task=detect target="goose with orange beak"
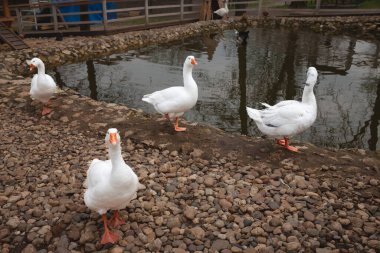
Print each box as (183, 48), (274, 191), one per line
(246, 67), (318, 152)
(142, 55), (198, 132)
(26, 57), (57, 115)
(84, 128), (141, 244)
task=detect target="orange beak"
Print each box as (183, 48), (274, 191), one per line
(109, 132), (117, 144)
(191, 58), (197, 65)
(29, 64), (36, 72)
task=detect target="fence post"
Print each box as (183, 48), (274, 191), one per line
(145, 0), (149, 25)
(102, 0), (108, 31)
(258, 0), (263, 17)
(180, 0), (184, 22)
(52, 4), (58, 32)
(15, 8), (23, 35)
(316, 0), (321, 12)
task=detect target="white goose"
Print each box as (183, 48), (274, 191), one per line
(84, 128), (140, 244)
(214, 0), (229, 19)
(246, 67), (318, 152)
(142, 55), (198, 132)
(26, 58), (57, 115)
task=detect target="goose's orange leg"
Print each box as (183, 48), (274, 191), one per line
(100, 214), (119, 244)
(276, 138), (286, 146)
(41, 100), (52, 115)
(277, 137), (298, 152)
(174, 117), (186, 132)
(109, 210), (125, 227)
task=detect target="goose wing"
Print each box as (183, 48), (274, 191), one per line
(143, 86), (192, 113)
(86, 159), (112, 188)
(260, 101), (308, 128)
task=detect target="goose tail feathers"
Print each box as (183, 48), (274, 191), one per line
(261, 102), (272, 108)
(142, 94), (153, 104)
(246, 107), (262, 123)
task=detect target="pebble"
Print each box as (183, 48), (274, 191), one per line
(303, 210), (316, 221)
(184, 206), (197, 220)
(211, 239), (231, 251)
(0, 34), (379, 252)
(286, 241), (301, 251)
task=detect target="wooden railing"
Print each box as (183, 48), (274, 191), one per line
(1, 0), (263, 36)
(7, 0), (204, 36)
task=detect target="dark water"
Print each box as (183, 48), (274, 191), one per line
(53, 28), (380, 151)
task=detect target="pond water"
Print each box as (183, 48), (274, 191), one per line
(52, 28), (380, 151)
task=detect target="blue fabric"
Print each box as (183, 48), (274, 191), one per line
(88, 2), (117, 21)
(55, 1), (117, 22)
(58, 5), (80, 22)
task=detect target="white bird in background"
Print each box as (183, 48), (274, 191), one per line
(142, 55), (198, 132)
(84, 128), (141, 244)
(246, 67), (318, 152)
(214, 0), (229, 19)
(27, 57), (57, 115)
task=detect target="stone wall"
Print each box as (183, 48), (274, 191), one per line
(0, 15), (379, 77)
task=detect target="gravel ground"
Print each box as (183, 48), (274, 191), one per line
(0, 70), (379, 253)
(0, 16), (380, 253)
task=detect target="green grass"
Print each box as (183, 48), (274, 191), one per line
(359, 0), (380, 8)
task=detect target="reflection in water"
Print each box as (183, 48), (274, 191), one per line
(202, 33), (219, 61)
(368, 79), (380, 151)
(54, 28), (380, 151)
(269, 30), (297, 103)
(344, 38), (356, 71)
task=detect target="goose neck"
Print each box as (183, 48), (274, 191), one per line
(36, 64), (46, 75)
(183, 65), (195, 87)
(108, 145), (123, 169)
(302, 86), (316, 106)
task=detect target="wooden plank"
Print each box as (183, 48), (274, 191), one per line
(52, 5), (58, 32)
(102, 0), (108, 30)
(58, 10), (102, 16)
(0, 22), (29, 50)
(234, 8), (255, 11)
(258, 0), (263, 17)
(184, 11), (202, 15)
(3, 0), (11, 17)
(15, 8), (23, 34)
(145, 0), (149, 25)
(228, 1), (257, 4)
(57, 20), (103, 25)
(180, 0), (184, 21)
(184, 4), (202, 7)
(106, 7), (145, 13)
(148, 5), (180, 10)
(316, 0), (321, 10)
(148, 12), (181, 18)
(107, 15), (145, 23)
(0, 17), (15, 22)
(22, 18), (199, 37)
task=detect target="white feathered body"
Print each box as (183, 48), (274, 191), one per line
(30, 72), (57, 104)
(247, 100), (316, 138)
(214, 8), (228, 17)
(84, 157), (139, 215)
(214, 1), (229, 17)
(247, 67), (318, 138)
(142, 60), (198, 120)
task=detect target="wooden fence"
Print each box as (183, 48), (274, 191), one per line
(0, 0), (261, 37)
